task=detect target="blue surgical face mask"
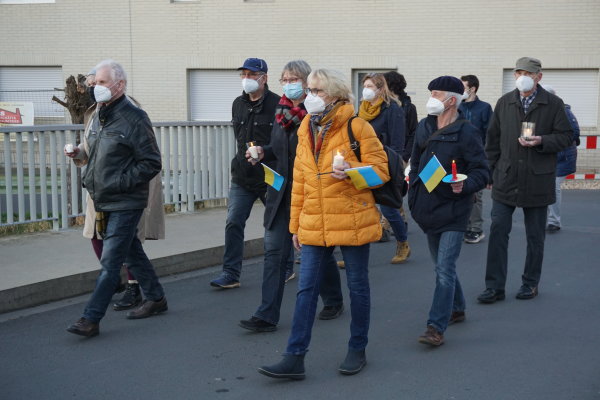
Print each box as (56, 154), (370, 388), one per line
(283, 82), (304, 100)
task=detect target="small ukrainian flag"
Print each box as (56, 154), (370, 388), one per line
(262, 163), (284, 191)
(418, 155), (446, 193)
(345, 166), (384, 190)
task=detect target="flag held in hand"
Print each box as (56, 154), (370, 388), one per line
(262, 163), (284, 191)
(345, 166), (384, 190)
(418, 155), (446, 193)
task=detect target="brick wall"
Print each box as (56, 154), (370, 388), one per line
(1, 0), (599, 170)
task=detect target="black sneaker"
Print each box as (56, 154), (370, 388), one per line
(113, 283), (142, 311)
(239, 317), (277, 332)
(464, 231), (485, 244)
(547, 224), (560, 233)
(318, 304), (344, 320)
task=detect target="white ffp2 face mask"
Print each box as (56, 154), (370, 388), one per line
(362, 87), (377, 102)
(304, 93), (326, 114)
(242, 76), (263, 94)
(516, 75), (535, 92)
(94, 84), (115, 103)
(426, 97), (447, 116)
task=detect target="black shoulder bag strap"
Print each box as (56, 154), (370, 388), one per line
(347, 116), (362, 161)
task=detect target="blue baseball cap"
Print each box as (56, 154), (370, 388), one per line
(237, 58), (268, 73)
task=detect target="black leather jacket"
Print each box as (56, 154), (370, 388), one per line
(83, 96), (162, 212)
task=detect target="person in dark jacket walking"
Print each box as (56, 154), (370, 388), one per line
(477, 57), (573, 304)
(409, 76), (489, 346)
(459, 75), (493, 244)
(238, 60), (344, 332)
(210, 58), (280, 289)
(359, 73), (410, 263)
(384, 71), (418, 162)
(66, 59), (167, 337)
(544, 85), (580, 233)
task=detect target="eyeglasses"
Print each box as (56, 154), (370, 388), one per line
(239, 72), (264, 79)
(304, 88), (325, 96)
(279, 77), (301, 85)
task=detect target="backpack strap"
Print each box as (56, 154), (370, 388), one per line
(346, 116), (361, 162)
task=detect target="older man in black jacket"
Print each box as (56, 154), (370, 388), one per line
(409, 76), (489, 347)
(210, 58), (280, 289)
(477, 57), (573, 303)
(66, 60), (166, 337)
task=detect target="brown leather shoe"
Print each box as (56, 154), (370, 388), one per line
(418, 325), (444, 346)
(448, 311), (466, 325)
(126, 297), (168, 319)
(67, 318), (99, 337)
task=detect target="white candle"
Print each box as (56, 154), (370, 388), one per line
(65, 143), (74, 153)
(333, 150), (344, 169)
(523, 128), (533, 137)
(248, 146), (258, 159)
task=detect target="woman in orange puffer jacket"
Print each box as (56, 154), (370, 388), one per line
(259, 69), (389, 380)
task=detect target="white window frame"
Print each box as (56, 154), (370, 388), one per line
(0, 0), (55, 4)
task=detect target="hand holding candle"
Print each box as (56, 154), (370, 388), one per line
(333, 150), (345, 169)
(246, 141), (259, 160)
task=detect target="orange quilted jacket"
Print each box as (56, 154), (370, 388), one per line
(290, 103), (389, 246)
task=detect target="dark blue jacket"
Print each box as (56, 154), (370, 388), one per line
(261, 114), (300, 230)
(458, 96), (493, 146)
(408, 114), (489, 234)
(556, 104), (580, 177)
(400, 95), (418, 162)
(367, 101), (406, 153)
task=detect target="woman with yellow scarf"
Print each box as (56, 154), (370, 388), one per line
(358, 73), (411, 264)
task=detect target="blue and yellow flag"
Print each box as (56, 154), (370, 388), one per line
(418, 155), (446, 193)
(261, 163), (284, 191)
(345, 166), (384, 190)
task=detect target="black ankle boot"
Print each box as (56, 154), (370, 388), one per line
(113, 283), (142, 311)
(338, 349), (366, 375)
(258, 354), (305, 380)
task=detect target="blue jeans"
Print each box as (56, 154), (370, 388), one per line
(426, 231), (465, 333)
(286, 244), (370, 355)
(222, 182), (264, 280)
(83, 209), (164, 323)
(380, 205), (407, 242)
(254, 209), (343, 325)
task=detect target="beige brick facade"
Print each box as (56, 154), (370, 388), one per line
(2, 0), (599, 170)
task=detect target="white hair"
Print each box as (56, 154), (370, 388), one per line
(94, 59), (128, 89)
(445, 91), (463, 106)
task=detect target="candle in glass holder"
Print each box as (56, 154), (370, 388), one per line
(65, 143), (74, 153)
(521, 122), (535, 139)
(451, 159), (458, 181)
(333, 150), (345, 169)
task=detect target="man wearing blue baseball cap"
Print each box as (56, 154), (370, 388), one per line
(210, 58), (280, 289)
(408, 76), (489, 346)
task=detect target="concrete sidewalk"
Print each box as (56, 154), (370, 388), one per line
(0, 204), (266, 314)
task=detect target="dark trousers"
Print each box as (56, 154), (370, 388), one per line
(254, 206), (343, 325)
(485, 199), (547, 290)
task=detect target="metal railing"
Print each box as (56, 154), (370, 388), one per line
(0, 121), (234, 230)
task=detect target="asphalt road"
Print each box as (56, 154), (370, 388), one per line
(1, 190), (599, 400)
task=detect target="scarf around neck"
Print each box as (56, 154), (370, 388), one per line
(275, 95), (308, 131)
(309, 101), (344, 160)
(358, 98), (384, 121)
